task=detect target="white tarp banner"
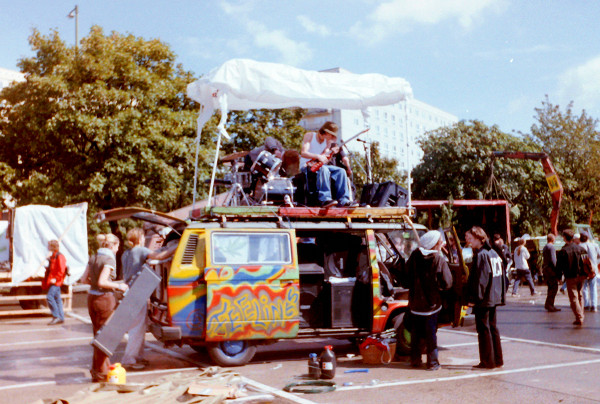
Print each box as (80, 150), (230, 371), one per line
(11, 204), (88, 284)
(0, 221), (8, 263)
(186, 58), (413, 140)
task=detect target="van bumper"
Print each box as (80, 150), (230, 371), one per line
(149, 323), (182, 342)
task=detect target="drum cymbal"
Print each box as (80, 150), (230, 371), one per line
(220, 151), (249, 162)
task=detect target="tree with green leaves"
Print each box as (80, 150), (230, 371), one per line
(412, 120), (551, 235)
(525, 96), (600, 228)
(0, 26), (202, 215)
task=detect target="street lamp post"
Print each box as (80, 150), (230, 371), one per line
(67, 5), (79, 51)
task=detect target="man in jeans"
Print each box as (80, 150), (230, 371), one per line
(43, 240), (67, 325)
(579, 232), (599, 312)
(300, 121), (357, 208)
(556, 229), (588, 326)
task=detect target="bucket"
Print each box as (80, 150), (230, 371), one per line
(107, 363), (126, 384)
(360, 342), (396, 364)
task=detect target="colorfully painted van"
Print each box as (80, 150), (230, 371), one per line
(98, 205), (467, 366)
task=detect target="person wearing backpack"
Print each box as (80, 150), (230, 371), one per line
(579, 232), (599, 312)
(556, 229), (588, 326)
(43, 240), (68, 325)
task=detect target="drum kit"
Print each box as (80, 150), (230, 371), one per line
(219, 150), (294, 207)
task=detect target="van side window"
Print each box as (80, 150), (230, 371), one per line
(211, 232), (292, 264)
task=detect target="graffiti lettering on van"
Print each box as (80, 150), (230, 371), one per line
(206, 283), (299, 340)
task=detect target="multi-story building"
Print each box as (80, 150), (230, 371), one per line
(0, 67), (25, 92)
(299, 68), (458, 173)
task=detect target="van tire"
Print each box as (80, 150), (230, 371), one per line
(207, 341), (257, 366)
(391, 312), (411, 356)
(189, 344), (206, 354)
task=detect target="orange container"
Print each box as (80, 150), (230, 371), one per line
(360, 342), (396, 364)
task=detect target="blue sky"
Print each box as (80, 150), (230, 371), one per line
(1, 0), (599, 135)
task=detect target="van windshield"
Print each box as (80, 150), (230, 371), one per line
(211, 232), (292, 264)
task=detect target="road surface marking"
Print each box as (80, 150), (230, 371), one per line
(440, 328), (600, 353)
(0, 336), (91, 347)
(0, 367), (200, 392)
(440, 342), (479, 348)
(336, 358), (600, 391)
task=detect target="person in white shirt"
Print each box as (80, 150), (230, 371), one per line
(511, 236), (539, 296)
(579, 232), (599, 312)
(300, 121), (357, 208)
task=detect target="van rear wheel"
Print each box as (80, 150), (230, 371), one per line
(207, 340), (257, 366)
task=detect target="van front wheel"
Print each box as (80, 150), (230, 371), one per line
(207, 340), (257, 366)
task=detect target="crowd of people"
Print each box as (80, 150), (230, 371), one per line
(492, 228), (600, 328)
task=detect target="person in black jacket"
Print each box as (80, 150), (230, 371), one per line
(542, 233), (561, 312)
(405, 230), (453, 371)
(466, 226), (507, 370)
(556, 229), (587, 326)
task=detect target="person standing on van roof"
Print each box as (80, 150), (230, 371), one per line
(579, 232), (599, 312)
(465, 226), (506, 370)
(542, 233), (561, 312)
(556, 229), (587, 327)
(300, 121), (357, 208)
(405, 230), (452, 371)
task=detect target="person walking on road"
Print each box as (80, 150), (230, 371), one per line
(80, 234), (129, 382)
(559, 233), (582, 295)
(542, 234), (561, 312)
(512, 236), (540, 297)
(465, 226), (506, 370)
(120, 228), (177, 370)
(579, 232), (599, 312)
(556, 229), (587, 327)
(405, 230), (453, 371)
(43, 240), (68, 325)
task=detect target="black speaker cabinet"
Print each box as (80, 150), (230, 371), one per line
(360, 183), (380, 206)
(371, 181), (408, 207)
(329, 280), (356, 328)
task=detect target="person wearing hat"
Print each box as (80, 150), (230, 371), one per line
(465, 226), (507, 369)
(300, 121), (357, 208)
(404, 230), (453, 371)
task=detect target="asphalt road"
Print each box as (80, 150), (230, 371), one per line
(1, 287), (600, 404)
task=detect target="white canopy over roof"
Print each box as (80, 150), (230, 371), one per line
(186, 58), (413, 207)
(187, 58), (413, 140)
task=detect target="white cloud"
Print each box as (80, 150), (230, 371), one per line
(217, 0), (313, 66)
(351, 0), (506, 43)
(297, 15), (331, 36)
(246, 21), (313, 66)
(219, 0), (256, 16)
(557, 55), (600, 113)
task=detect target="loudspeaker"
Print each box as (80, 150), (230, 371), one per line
(360, 183), (380, 206)
(371, 181), (408, 207)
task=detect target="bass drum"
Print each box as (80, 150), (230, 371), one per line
(250, 150), (282, 181)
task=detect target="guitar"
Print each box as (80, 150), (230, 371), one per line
(306, 128), (370, 172)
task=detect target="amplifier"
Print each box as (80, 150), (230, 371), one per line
(361, 182), (408, 207)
